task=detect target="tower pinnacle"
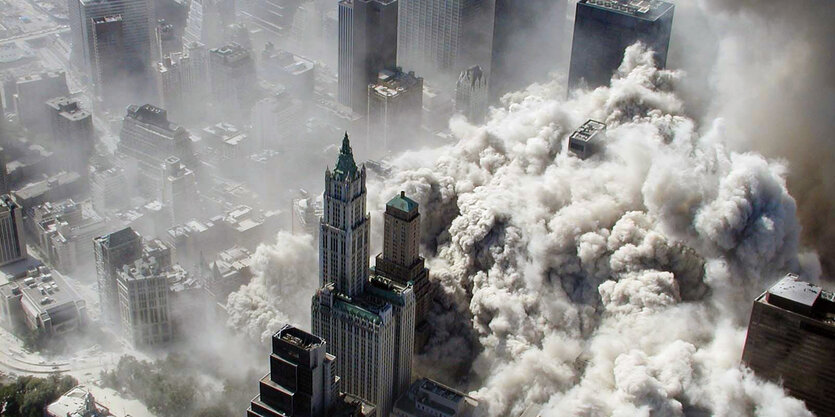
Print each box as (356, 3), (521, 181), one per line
(334, 132), (358, 180)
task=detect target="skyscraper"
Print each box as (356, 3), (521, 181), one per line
(397, 0), (495, 85)
(45, 96), (94, 173)
(154, 41), (209, 122)
(160, 156), (199, 224)
(567, 0), (674, 91)
(0, 195), (26, 267)
(117, 257), (173, 346)
(742, 274), (835, 417)
(312, 134), (415, 416)
(208, 43), (257, 122)
(337, 0), (398, 113)
(454, 65), (488, 124)
(94, 227), (143, 323)
(13, 71), (69, 133)
(374, 192), (431, 338)
(366, 68), (423, 156)
(78, 0), (153, 104)
(183, 0), (234, 46)
(247, 324), (377, 417)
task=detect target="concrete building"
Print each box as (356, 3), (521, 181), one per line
(260, 43), (315, 99)
(366, 68), (423, 156)
(94, 227), (142, 323)
(247, 324), (376, 417)
(155, 19), (181, 59)
(11, 171), (85, 210)
(454, 65), (488, 124)
(184, 0), (235, 46)
(374, 192), (431, 333)
(290, 190), (322, 237)
(568, 0), (674, 90)
(742, 274), (835, 417)
(165, 218), (222, 267)
(568, 119), (606, 160)
(0, 148), (8, 195)
(206, 245), (252, 300)
(12, 71), (69, 133)
(32, 199), (109, 273)
(201, 122), (251, 161)
(117, 257), (172, 346)
(154, 41), (209, 122)
(397, 0), (495, 86)
(251, 91), (304, 152)
(220, 205), (280, 251)
(209, 43), (257, 122)
(0, 265), (87, 336)
(117, 104), (194, 195)
(312, 134), (414, 417)
(391, 378), (479, 417)
(366, 274), (415, 397)
(160, 156), (199, 224)
(0, 195), (26, 266)
(91, 166), (128, 213)
(45, 96), (94, 173)
(337, 0), (398, 113)
(78, 0), (154, 106)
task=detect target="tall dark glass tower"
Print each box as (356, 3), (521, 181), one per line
(338, 0), (398, 113)
(568, 0), (674, 91)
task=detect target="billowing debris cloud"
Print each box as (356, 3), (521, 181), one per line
(366, 44), (820, 416)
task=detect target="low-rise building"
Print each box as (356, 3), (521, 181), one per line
(45, 385), (112, 417)
(0, 265), (87, 335)
(206, 245), (252, 299)
(32, 199), (109, 273)
(11, 171), (85, 209)
(391, 378), (479, 417)
(568, 120), (606, 160)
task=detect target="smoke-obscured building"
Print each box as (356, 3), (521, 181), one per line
(397, 0), (495, 86)
(45, 96), (94, 173)
(391, 378), (479, 417)
(260, 43), (315, 99)
(251, 91), (304, 152)
(12, 71), (69, 133)
(160, 156), (199, 224)
(454, 65), (487, 124)
(568, 0), (674, 90)
(337, 0), (398, 113)
(117, 257), (172, 346)
(32, 199), (108, 273)
(742, 274), (835, 417)
(366, 68), (423, 156)
(183, 0), (234, 46)
(154, 41), (209, 122)
(94, 227), (142, 323)
(246, 324), (376, 417)
(312, 135), (414, 416)
(91, 166), (128, 213)
(0, 195), (26, 267)
(155, 19), (181, 59)
(117, 104), (195, 194)
(209, 43), (257, 122)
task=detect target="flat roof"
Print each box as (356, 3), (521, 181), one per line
(569, 120), (606, 144)
(580, 0), (674, 21)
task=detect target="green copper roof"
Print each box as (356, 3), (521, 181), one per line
(387, 191), (418, 213)
(333, 133), (358, 180)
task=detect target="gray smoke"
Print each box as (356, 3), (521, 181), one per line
(367, 44), (820, 416)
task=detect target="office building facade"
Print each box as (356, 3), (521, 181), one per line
(0, 195), (26, 266)
(366, 68), (423, 156)
(208, 43), (257, 121)
(742, 274), (835, 417)
(454, 65), (487, 124)
(568, 0), (674, 90)
(117, 258), (172, 346)
(13, 72), (69, 133)
(397, 0), (495, 86)
(45, 96), (95, 173)
(94, 227), (143, 323)
(338, 0), (398, 113)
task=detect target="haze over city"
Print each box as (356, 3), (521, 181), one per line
(0, 0), (833, 416)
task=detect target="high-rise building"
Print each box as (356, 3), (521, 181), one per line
(0, 195), (26, 267)
(312, 135), (415, 417)
(391, 378), (480, 417)
(246, 324), (376, 417)
(117, 104), (195, 194)
(12, 71), (69, 133)
(251, 91), (305, 152)
(208, 43), (257, 122)
(183, 0), (234, 46)
(260, 43), (315, 100)
(117, 257), (172, 346)
(374, 191), (431, 331)
(155, 19), (182, 59)
(160, 156), (199, 224)
(337, 0), (398, 113)
(741, 274), (835, 417)
(397, 0), (495, 86)
(0, 148), (8, 195)
(567, 0), (674, 91)
(91, 166), (128, 213)
(366, 68), (423, 156)
(490, 0), (567, 99)
(94, 227), (142, 323)
(454, 65), (488, 124)
(45, 96), (95, 173)
(154, 41), (209, 122)
(78, 0), (153, 104)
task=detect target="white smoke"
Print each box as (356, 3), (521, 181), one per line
(225, 231), (318, 342)
(366, 43), (819, 416)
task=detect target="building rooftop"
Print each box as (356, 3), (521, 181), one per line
(367, 272), (411, 307)
(386, 191), (418, 213)
(370, 68), (422, 98)
(91, 14), (123, 24)
(12, 171), (82, 202)
(579, 0), (674, 21)
(209, 42), (251, 66)
(125, 104), (185, 134)
(394, 378), (478, 417)
(276, 324), (323, 350)
(570, 120), (606, 144)
(331, 134), (359, 180)
(1, 265), (84, 318)
(96, 227), (140, 249)
(45, 385), (110, 417)
(46, 97), (91, 121)
(761, 274), (835, 319)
